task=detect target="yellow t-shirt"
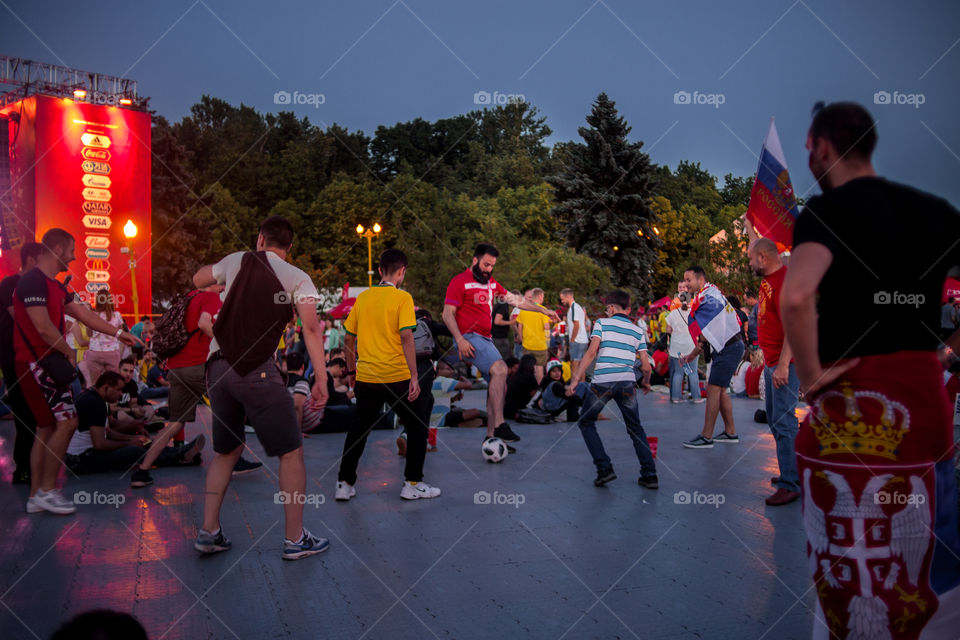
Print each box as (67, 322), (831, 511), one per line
(517, 305), (551, 351)
(343, 284), (417, 384)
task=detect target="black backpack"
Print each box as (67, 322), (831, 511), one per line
(152, 291), (202, 359)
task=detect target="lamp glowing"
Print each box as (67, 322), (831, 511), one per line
(73, 89), (87, 100)
(653, 226), (660, 235)
(119, 97), (133, 106)
(356, 224), (364, 235)
(613, 245), (619, 251)
(637, 229), (644, 237)
(123, 220), (138, 239)
(372, 222), (382, 233)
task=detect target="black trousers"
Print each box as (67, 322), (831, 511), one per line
(338, 380), (427, 484)
(2, 363), (37, 472)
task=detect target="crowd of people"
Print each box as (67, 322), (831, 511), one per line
(2, 100), (960, 637)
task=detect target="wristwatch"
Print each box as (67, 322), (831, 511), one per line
(115, 327), (124, 338)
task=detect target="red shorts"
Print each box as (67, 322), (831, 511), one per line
(15, 360), (77, 428)
(796, 351), (960, 639)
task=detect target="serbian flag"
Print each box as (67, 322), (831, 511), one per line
(687, 283), (741, 352)
(746, 119), (799, 251)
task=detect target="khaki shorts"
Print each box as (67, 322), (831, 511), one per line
(522, 349), (549, 367)
(167, 363), (207, 423)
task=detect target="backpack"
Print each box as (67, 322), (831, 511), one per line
(413, 316), (436, 359)
(516, 407), (555, 424)
(152, 291), (202, 359)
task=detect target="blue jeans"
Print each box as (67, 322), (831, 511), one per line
(763, 363), (800, 492)
(577, 380), (657, 477)
(669, 356), (698, 402)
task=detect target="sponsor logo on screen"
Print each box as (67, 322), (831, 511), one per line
(81, 160), (111, 174)
(86, 282), (110, 293)
(83, 215), (112, 229)
(82, 174), (111, 189)
(85, 247), (109, 259)
(80, 133), (111, 149)
(81, 148), (111, 161)
(82, 201), (112, 215)
(84, 235), (110, 248)
(82, 188), (111, 202)
(86, 258), (111, 271)
(86, 270), (110, 282)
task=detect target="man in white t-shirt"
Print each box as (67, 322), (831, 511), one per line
(560, 288), (589, 369)
(664, 291), (699, 403)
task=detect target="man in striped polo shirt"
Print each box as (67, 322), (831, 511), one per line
(566, 290), (658, 489)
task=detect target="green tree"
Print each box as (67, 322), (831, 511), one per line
(548, 92), (659, 299)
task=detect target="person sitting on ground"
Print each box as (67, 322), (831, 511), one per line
(504, 354), (539, 419)
(139, 351), (170, 399)
(434, 360), (485, 427)
(285, 352), (312, 430)
(504, 356), (520, 378)
(534, 359), (589, 421)
(302, 357), (356, 433)
(111, 357), (158, 433)
(65, 371), (203, 475)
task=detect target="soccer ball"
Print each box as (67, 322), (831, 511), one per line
(482, 437), (509, 463)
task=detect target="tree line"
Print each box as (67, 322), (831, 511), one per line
(151, 92), (758, 314)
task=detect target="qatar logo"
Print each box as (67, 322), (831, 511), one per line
(82, 201), (112, 215)
(81, 161), (111, 175)
(81, 148), (111, 161)
(82, 188), (111, 202)
(83, 215), (112, 229)
(82, 174), (111, 189)
(80, 133), (111, 149)
(85, 235), (110, 248)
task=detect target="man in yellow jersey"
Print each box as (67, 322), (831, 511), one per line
(516, 288), (552, 384)
(336, 249), (439, 501)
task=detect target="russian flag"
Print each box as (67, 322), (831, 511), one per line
(688, 284), (741, 352)
(746, 119), (799, 251)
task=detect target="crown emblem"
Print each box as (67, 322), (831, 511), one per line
(810, 384), (909, 460)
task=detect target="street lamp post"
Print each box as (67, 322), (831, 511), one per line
(355, 222), (382, 287)
(122, 219), (139, 320)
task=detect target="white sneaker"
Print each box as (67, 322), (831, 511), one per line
(244, 425), (255, 434)
(335, 481), (356, 501)
(400, 481), (441, 500)
(29, 489), (77, 514)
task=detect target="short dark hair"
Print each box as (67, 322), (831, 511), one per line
(40, 228), (74, 254)
(473, 243), (499, 260)
(504, 357), (519, 369)
(378, 249), (408, 275)
(328, 357), (347, 369)
(119, 357), (136, 368)
(95, 371), (125, 389)
(50, 609), (148, 640)
(260, 216), (294, 249)
(685, 265), (706, 278)
(727, 296), (742, 310)
(809, 101), (877, 161)
(20, 242), (43, 267)
(286, 352), (305, 371)
(605, 290), (631, 310)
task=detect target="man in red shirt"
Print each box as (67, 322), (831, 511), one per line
(748, 238), (799, 505)
(16, 229), (142, 514)
(442, 244), (558, 448)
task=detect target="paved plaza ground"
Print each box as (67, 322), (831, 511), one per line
(0, 388), (819, 640)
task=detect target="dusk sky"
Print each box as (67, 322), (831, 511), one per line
(4, 0), (959, 204)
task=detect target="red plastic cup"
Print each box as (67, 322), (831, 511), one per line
(647, 436), (658, 458)
(428, 426), (437, 448)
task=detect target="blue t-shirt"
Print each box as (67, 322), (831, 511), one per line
(591, 314), (647, 384)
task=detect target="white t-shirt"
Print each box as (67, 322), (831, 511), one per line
(666, 308), (695, 357)
(88, 311), (123, 351)
(566, 301), (589, 344)
(208, 251), (320, 356)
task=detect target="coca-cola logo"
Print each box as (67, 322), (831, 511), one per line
(81, 148), (111, 161)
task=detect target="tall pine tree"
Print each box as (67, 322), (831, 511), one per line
(548, 93), (659, 300)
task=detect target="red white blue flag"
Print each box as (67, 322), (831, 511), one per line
(746, 119), (799, 251)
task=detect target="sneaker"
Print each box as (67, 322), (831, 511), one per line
(682, 435), (714, 449)
(27, 489), (77, 515)
(400, 481), (442, 500)
(178, 435), (206, 465)
(765, 488), (801, 506)
(335, 481), (356, 501)
(244, 425), (255, 434)
(712, 432), (740, 443)
(494, 423), (521, 443)
(594, 469), (617, 487)
(670, 399), (683, 404)
(282, 528), (330, 560)
(12, 469), (30, 485)
(195, 528), (232, 554)
(232, 457), (262, 476)
(131, 469), (153, 488)
(692, 398), (706, 404)
(396, 434), (407, 457)
(506, 443), (517, 454)
(637, 475), (659, 490)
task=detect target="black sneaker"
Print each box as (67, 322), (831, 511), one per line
(637, 475), (659, 490)
(712, 432), (740, 444)
(594, 469), (617, 487)
(177, 434), (206, 465)
(131, 469), (153, 488)
(195, 528), (232, 554)
(232, 457), (263, 476)
(682, 435), (714, 449)
(506, 443), (517, 454)
(494, 423), (521, 443)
